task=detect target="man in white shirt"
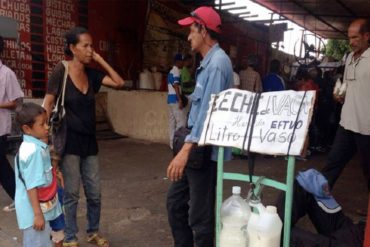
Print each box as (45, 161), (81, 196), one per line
(322, 19), (370, 192)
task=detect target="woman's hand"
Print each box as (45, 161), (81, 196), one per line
(96, 51), (125, 89)
(92, 51), (103, 64)
(56, 168), (65, 189)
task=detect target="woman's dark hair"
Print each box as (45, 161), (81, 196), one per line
(16, 102), (46, 129)
(64, 26), (89, 56)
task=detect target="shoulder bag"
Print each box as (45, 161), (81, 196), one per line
(50, 60), (68, 156)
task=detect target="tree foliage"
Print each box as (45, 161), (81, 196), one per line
(325, 39), (350, 60)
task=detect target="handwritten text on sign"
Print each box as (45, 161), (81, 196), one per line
(199, 89), (315, 155)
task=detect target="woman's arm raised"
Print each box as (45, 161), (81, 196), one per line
(92, 51), (124, 89)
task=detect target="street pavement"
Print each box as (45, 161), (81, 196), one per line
(0, 138), (367, 246)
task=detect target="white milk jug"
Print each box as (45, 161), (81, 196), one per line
(139, 68), (154, 89)
(247, 203), (282, 247)
(220, 186), (251, 247)
(151, 66), (162, 90)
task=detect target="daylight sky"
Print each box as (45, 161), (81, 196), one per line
(215, 0), (323, 56)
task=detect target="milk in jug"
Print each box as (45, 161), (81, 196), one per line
(220, 186), (251, 247)
(247, 204), (282, 247)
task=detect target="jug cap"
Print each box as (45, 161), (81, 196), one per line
(232, 186), (241, 194)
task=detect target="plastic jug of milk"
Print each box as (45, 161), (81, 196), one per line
(220, 186), (251, 247)
(247, 203), (282, 247)
(139, 68), (154, 89)
(151, 66), (162, 90)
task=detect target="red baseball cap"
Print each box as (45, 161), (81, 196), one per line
(178, 6), (222, 34)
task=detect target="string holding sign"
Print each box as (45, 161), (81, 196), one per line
(199, 89), (315, 156)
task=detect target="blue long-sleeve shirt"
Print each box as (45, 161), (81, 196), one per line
(262, 73), (285, 92)
(185, 44), (233, 161)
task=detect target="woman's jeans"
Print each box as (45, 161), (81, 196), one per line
(61, 155), (101, 242)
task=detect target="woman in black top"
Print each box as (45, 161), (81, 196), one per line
(43, 27), (124, 247)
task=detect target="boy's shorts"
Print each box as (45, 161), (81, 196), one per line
(49, 213), (65, 231)
(23, 223), (52, 247)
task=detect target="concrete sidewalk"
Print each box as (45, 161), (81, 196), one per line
(0, 138), (367, 246)
(0, 228), (21, 247)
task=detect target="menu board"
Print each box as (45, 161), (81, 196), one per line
(0, 0), (82, 97)
(0, 0), (32, 96)
(44, 0), (77, 74)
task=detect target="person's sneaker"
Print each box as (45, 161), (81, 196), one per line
(3, 202), (15, 212)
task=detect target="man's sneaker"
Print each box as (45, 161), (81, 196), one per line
(3, 202), (15, 212)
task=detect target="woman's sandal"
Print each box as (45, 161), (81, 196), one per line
(62, 241), (79, 247)
(86, 233), (110, 247)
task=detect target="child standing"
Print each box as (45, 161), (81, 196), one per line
(14, 102), (63, 247)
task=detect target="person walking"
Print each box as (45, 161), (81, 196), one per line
(321, 19), (370, 192)
(168, 54), (186, 149)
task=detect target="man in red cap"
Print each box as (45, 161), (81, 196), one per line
(166, 6), (233, 247)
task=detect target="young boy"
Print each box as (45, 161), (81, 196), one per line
(14, 102), (63, 247)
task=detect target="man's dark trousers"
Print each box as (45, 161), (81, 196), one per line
(0, 135), (15, 200)
(321, 126), (370, 190)
(167, 161), (217, 247)
(276, 181), (364, 246)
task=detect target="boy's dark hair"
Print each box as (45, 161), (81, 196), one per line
(0, 35), (4, 53)
(269, 59), (281, 73)
(16, 102), (46, 129)
(194, 23), (220, 41)
(64, 26), (89, 56)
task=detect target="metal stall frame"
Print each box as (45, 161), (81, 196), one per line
(215, 148), (295, 247)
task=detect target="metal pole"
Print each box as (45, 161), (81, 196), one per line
(215, 147), (225, 247)
(283, 156), (295, 247)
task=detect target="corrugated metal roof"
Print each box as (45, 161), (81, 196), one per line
(252, 0), (370, 39)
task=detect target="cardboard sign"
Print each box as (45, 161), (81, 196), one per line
(199, 89), (315, 156)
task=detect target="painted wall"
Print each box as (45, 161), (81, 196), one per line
(0, 0), (147, 97)
(104, 88), (169, 144)
(0, 0), (83, 97)
(21, 89), (170, 144)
